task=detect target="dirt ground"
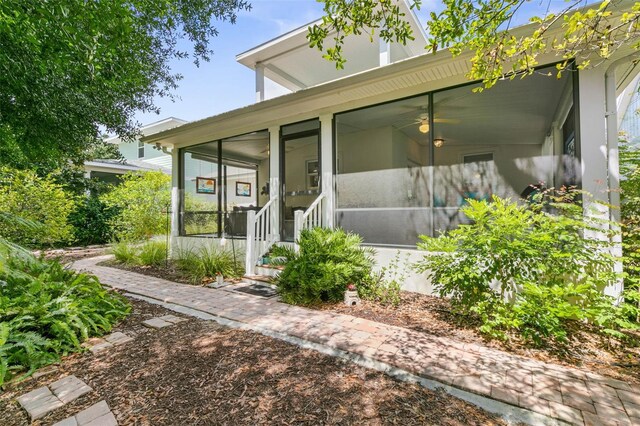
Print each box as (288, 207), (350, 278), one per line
(321, 292), (640, 385)
(37, 246), (110, 264)
(0, 298), (507, 426)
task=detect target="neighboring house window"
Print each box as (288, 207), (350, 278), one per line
(138, 141), (144, 158)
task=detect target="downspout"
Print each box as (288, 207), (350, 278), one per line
(604, 54), (640, 299)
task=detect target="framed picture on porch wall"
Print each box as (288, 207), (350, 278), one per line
(236, 182), (251, 197)
(196, 177), (216, 194)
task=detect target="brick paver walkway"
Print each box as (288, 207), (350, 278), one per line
(75, 256), (639, 426)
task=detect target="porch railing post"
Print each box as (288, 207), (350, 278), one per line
(294, 210), (304, 252)
(245, 210), (256, 276)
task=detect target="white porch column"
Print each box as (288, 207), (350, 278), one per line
(256, 63), (265, 103)
(268, 126), (280, 241)
(578, 66), (622, 298)
(578, 67), (609, 222)
(319, 114), (334, 228)
(170, 146), (180, 260)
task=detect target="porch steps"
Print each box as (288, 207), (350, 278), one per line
(255, 265), (282, 278)
(243, 275), (275, 285)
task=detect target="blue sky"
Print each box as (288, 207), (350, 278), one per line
(135, 0), (577, 126)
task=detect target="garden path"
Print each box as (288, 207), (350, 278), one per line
(73, 256), (639, 426)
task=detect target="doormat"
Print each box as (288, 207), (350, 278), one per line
(233, 284), (277, 298)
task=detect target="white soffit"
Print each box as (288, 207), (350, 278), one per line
(236, 0), (427, 90)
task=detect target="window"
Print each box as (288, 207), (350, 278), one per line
(179, 131), (269, 237)
(335, 94), (431, 247)
(137, 141), (144, 159)
(334, 64), (575, 246)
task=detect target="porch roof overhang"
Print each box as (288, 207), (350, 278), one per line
(235, 0), (428, 91)
(144, 1), (640, 150)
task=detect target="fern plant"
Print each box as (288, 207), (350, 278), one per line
(276, 228), (375, 305)
(0, 246), (130, 385)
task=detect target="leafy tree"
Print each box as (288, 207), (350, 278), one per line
(0, 0), (250, 172)
(101, 171), (171, 240)
(0, 168), (76, 247)
(311, 1), (640, 88)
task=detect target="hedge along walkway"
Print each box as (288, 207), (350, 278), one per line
(74, 256), (638, 426)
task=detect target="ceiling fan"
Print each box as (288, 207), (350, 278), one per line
(395, 108), (461, 134)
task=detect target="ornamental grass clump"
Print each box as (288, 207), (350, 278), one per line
(0, 245), (130, 385)
(275, 228), (375, 305)
(416, 190), (638, 346)
(174, 245), (243, 283)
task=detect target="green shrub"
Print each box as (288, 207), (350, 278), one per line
(69, 196), (117, 246)
(138, 240), (167, 267)
(0, 246), (130, 385)
(175, 245), (243, 283)
(620, 139), (640, 311)
(0, 167), (76, 247)
(111, 240), (139, 265)
(415, 192), (635, 346)
(100, 171), (170, 240)
(275, 228), (375, 305)
(268, 244), (296, 265)
(359, 251), (406, 307)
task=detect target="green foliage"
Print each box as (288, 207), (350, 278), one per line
(0, 0), (250, 172)
(309, 0), (418, 69)
(101, 171), (170, 240)
(359, 251), (406, 307)
(111, 240), (168, 267)
(312, 1), (640, 89)
(68, 196), (117, 246)
(138, 241), (168, 267)
(111, 241), (140, 265)
(174, 245), (243, 282)
(268, 244), (297, 265)
(275, 228), (375, 305)
(620, 139), (640, 295)
(415, 192), (634, 346)
(0, 167), (76, 247)
(0, 247), (130, 385)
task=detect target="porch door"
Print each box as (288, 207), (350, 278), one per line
(280, 120), (321, 242)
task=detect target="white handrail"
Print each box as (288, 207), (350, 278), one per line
(294, 193), (326, 250)
(245, 197), (277, 275)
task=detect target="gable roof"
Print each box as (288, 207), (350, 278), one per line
(236, 0), (427, 91)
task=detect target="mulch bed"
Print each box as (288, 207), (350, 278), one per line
(102, 261), (640, 385)
(320, 292), (640, 385)
(0, 298), (507, 426)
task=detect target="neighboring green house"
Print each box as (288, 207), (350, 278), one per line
(84, 117), (187, 183)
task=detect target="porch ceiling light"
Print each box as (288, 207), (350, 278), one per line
(418, 119), (429, 134)
(433, 138), (445, 148)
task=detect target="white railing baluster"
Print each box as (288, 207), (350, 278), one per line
(293, 193), (327, 251)
(245, 197), (277, 276)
